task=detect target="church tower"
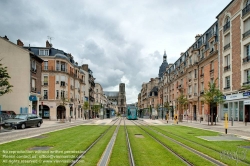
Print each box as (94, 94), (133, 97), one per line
(158, 50), (169, 78)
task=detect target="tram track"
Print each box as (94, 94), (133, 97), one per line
(69, 118), (120, 166)
(124, 117), (135, 166)
(131, 120), (194, 166)
(140, 120), (250, 166)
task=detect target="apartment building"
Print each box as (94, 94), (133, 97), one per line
(217, 0), (250, 122)
(138, 78), (159, 118)
(0, 37), (43, 114)
(22, 41), (90, 120)
(94, 83), (108, 118)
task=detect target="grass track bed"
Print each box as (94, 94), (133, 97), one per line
(109, 125), (130, 166)
(127, 126), (186, 166)
(140, 126), (215, 166)
(0, 125), (109, 166)
(153, 125), (250, 166)
(76, 126), (116, 166)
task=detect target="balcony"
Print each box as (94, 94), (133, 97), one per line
(178, 85), (183, 89)
(31, 87), (36, 92)
(224, 86), (230, 90)
(43, 96), (48, 100)
(223, 22), (230, 32)
(70, 98), (74, 102)
(193, 93), (197, 96)
(243, 30), (250, 39)
(200, 91), (204, 95)
(43, 82), (48, 86)
(243, 81), (250, 85)
(224, 43), (230, 50)
(60, 81), (66, 87)
(200, 73), (204, 77)
(224, 65), (230, 72)
(31, 68), (36, 73)
(243, 56), (250, 63)
(242, 3), (250, 17)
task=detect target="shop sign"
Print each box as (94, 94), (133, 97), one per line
(224, 92), (250, 101)
(244, 100), (250, 105)
(29, 95), (37, 101)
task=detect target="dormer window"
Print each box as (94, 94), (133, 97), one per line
(39, 49), (49, 55)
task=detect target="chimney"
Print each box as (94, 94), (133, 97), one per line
(46, 40), (52, 48)
(75, 62), (78, 66)
(180, 52), (184, 56)
(17, 39), (24, 46)
(3, 35), (9, 41)
(195, 34), (201, 41)
(82, 64), (88, 71)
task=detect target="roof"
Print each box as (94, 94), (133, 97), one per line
(103, 91), (119, 97)
(216, 0), (235, 18)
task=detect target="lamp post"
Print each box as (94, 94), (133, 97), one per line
(161, 94), (163, 120)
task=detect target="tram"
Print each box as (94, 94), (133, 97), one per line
(127, 105), (138, 120)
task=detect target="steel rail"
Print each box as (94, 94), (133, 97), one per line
(124, 118), (135, 166)
(97, 118), (122, 166)
(69, 118), (120, 166)
(137, 120), (227, 166)
(131, 120), (193, 166)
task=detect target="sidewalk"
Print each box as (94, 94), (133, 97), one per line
(158, 118), (250, 140)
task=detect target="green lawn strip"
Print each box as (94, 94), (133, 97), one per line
(153, 125), (250, 166)
(127, 126), (186, 166)
(141, 126), (215, 166)
(109, 126), (130, 166)
(76, 126), (116, 166)
(0, 125), (109, 166)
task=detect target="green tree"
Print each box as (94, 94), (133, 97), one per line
(0, 61), (13, 96)
(177, 93), (188, 122)
(203, 78), (224, 125)
(82, 101), (89, 120)
(164, 101), (171, 113)
(93, 104), (100, 118)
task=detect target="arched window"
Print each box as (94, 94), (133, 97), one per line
(223, 16), (230, 32)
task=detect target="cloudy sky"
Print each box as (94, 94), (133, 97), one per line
(0, 0), (230, 103)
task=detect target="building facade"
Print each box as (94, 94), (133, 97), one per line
(0, 37), (43, 114)
(22, 41), (91, 120)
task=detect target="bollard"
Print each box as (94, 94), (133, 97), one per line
(225, 128), (227, 134)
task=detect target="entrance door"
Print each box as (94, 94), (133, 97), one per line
(210, 103), (217, 122)
(245, 105), (250, 122)
(193, 105), (197, 120)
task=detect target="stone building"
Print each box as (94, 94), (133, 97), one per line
(0, 36), (43, 114)
(104, 83), (126, 114)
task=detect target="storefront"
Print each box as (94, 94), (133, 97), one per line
(220, 92), (250, 122)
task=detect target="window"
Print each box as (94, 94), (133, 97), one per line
(223, 16), (230, 32)
(61, 62), (66, 72)
(210, 78), (214, 84)
(201, 82), (204, 91)
(210, 41), (214, 52)
(39, 49), (49, 56)
(188, 86), (192, 94)
(44, 61), (48, 70)
(243, 18), (250, 38)
(56, 90), (59, 99)
(44, 90), (48, 99)
(44, 76), (48, 85)
(245, 69), (250, 84)
(246, 44), (250, 57)
(194, 69), (197, 78)
(225, 76), (230, 88)
(189, 57), (192, 65)
(31, 60), (36, 71)
(210, 61), (214, 71)
(224, 33), (230, 50)
(61, 90), (65, 98)
(194, 84), (197, 93)
(32, 78), (36, 91)
(56, 61), (60, 71)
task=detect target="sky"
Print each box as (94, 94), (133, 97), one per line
(0, 0), (231, 104)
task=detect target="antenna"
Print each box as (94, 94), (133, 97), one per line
(47, 36), (53, 43)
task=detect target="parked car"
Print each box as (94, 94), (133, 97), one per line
(3, 114), (43, 129)
(0, 111), (16, 123)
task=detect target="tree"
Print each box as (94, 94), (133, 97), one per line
(203, 78), (224, 125)
(93, 104), (100, 118)
(164, 101), (171, 113)
(0, 61), (13, 96)
(177, 93), (188, 122)
(82, 101), (89, 120)
(59, 97), (69, 122)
